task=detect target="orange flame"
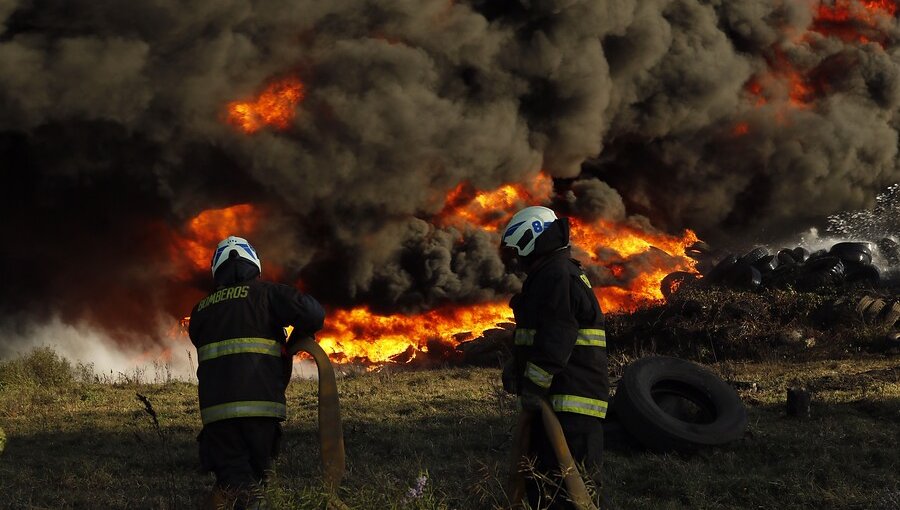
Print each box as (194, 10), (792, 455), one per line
(176, 173), (703, 364)
(178, 177), (701, 363)
(743, 0), (896, 115)
(812, 0), (896, 44)
(818, 0), (896, 25)
(313, 303), (512, 363)
(732, 122), (750, 136)
(569, 218), (699, 310)
(439, 174), (553, 230)
(176, 204), (261, 271)
(227, 77), (305, 134)
(569, 218), (698, 261)
(439, 175), (700, 313)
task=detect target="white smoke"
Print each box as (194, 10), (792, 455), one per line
(0, 316), (196, 381)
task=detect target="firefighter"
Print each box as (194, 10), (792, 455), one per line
(501, 206), (610, 509)
(189, 235), (325, 509)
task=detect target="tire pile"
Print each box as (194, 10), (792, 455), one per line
(662, 239), (900, 297)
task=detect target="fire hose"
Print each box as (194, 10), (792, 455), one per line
(507, 399), (598, 510)
(287, 333), (349, 510)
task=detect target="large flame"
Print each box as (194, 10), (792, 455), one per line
(569, 218), (699, 311)
(177, 179), (699, 363)
(205, 74), (701, 363)
(315, 303), (512, 363)
(227, 77), (305, 134)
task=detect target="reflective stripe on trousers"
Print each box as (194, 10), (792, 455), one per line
(514, 328), (606, 347)
(197, 337), (282, 362)
(550, 394), (608, 419)
(200, 400), (287, 425)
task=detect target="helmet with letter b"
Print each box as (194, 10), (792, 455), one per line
(501, 206), (558, 257)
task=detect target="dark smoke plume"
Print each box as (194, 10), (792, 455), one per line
(2, 0), (900, 342)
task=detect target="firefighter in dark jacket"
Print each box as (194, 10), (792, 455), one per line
(189, 235), (325, 509)
(501, 206), (610, 508)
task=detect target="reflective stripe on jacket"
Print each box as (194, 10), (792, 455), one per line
(189, 278), (325, 425)
(515, 328), (606, 348)
(197, 337), (282, 362)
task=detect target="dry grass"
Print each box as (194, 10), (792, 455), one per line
(0, 347), (897, 509)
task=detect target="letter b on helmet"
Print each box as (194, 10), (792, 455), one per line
(501, 206), (558, 256)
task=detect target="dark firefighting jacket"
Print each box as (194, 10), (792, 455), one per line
(189, 277), (325, 425)
(511, 219), (610, 419)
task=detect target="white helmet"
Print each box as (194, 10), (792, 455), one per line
(211, 236), (261, 277)
(501, 206), (558, 256)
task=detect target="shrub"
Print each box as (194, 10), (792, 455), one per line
(0, 347), (75, 388)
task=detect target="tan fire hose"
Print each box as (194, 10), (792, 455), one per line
(289, 333), (348, 510)
(507, 399), (598, 510)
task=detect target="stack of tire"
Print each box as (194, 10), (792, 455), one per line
(605, 357), (748, 452)
(662, 240), (890, 297)
(848, 295), (900, 329)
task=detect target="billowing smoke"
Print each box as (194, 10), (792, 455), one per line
(2, 0), (900, 352)
(584, 0), (900, 243)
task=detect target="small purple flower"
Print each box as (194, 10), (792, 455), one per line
(405, 474), (428, 500)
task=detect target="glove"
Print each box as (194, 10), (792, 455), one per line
(518, 381), (546, 412)
(501, 359), (519, 395)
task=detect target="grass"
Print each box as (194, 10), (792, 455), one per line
(0, 348), (898, 509)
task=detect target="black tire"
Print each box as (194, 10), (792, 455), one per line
(752, 254), (779, 273)
(880, 301), (900, 329)
(738, 247), (769, 266)
(776, 249), (798, 266)
(768, 264), (800, 289)
(722, 263), (762, 290)
(865, 299), (887, 323)
(807, 249), (829, 262)
(830, 242), (873, 266)
(804, 255), (845, 274)
(845, 264), (880, 285)
(855, 295), (877, 316)
(613, 357), (748, 452)
(685, 241), (713, 261)
(704, 254), (738, 282)
(792, 247), (810, 263)
(661, 271), (697, 300)
(796, 257), (845, 290)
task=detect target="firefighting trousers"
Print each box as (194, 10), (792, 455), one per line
(198, 417), (282, 489)
(526, 412), (604, 510)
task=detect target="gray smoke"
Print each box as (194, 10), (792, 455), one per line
(588, 0), (900, 244)
(2, 0), (899, 339)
